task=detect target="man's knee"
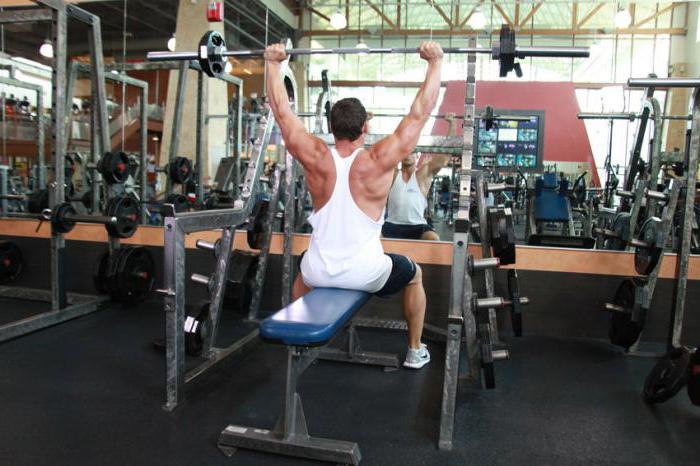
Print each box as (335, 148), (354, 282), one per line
(409, 263), (422, 285)
(421, 230), (439, 241)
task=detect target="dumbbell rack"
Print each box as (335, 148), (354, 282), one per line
(438, 40), (530, 451)
(0, 2), (121, 343)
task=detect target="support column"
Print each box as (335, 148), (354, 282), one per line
(160, 0), (228, 187)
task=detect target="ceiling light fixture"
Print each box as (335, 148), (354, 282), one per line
(39, 39), (53, 58)
(468, 6), (487, 30)
(167, 34), (176, 52)
(330, 10), (347, 30)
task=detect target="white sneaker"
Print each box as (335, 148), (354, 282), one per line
(404, 344), (431, 369)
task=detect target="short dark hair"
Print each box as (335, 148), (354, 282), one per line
(329, 98), (367, 141)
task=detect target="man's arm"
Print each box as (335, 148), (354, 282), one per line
(264, 44), (324, 168)
(369, 42), (443, 171)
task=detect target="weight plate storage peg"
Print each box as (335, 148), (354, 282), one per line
(98, 151), (130, 185)
(0, 240), (23, 283)
(634, 217), (664, 275)
(643, 347), (691, 404)
(105, 195), (140, 239)
(606, 278), (646, 350)
(687, 346), (700, 406)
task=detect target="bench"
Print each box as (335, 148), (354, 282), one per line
(218, 287), (399, 465)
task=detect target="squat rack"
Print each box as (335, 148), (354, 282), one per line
(0, 0), (113, 342)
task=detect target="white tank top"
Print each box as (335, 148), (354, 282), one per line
(386, 171), (428, 225)
(300, 147), (392, 292)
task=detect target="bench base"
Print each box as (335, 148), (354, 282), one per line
(218, 392), (361, 465)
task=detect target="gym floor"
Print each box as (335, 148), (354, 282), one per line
(1, 297), (698, 466)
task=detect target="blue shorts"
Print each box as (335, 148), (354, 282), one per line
(382, 221), (435, 240)
(298, 252), (417, 297)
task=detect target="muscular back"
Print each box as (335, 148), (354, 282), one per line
(298, 143), (398, 223)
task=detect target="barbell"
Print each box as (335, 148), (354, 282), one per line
(146, 26), (590, 78)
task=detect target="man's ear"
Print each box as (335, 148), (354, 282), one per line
(362, 121), (369, 134)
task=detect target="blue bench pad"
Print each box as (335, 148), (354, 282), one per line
(260, 288), (371, 346)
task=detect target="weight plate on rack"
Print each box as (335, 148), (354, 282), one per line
(27, 189), (49, 214)
(98, 151), (130, 185)
(165, 193), (190, 213)
(643, 347), (691, 404)
(604, 212), (630, 250)
(185, 301), (211, 357)
(105, 195), (140, 239)
(112, 246), (155, 303)
(168, 157), (193, 185)
(608, 279), (644, 350)
(225, 250), (260, 314)
(634, 217), (664, 275)
(93, 250), (110, 294)
(508, 269), (523, 337)
(247, 197), (270, 250)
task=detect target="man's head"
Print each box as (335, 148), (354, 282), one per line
(330, 98), (368, 142)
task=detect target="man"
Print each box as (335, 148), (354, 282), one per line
(264, 42), (443, 369)
(382, 114), (456, 240)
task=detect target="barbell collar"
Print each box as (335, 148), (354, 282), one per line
(628, 77), (700, 88)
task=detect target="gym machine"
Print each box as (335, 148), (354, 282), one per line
(0, 0), (154, 342)
(598, 77), (700, 406)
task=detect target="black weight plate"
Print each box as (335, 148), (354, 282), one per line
(198, 31), (226, 78)
(224, 250), (259, 314)
(106, 195), (139, 239)
(605, 212), (630, 250)
(99, 151), (130, 184)
(643, 347), (691, 404)
(168, 157), (193, 185)
(185, 302), (211, 357)
(51, 202), (76, 234)
(507, 269), (522, 337)
(113, 246), (155, 304)
(0, 241), (23, 283)
(165, 193), (190, 213)
(609, 279), (643, 350)
(93, 250), (110, 294)
(27, 189), (49, 214)
(247, 198), (270, 249)
(687, 347), (700, 406)
(635, 217), (663, 275)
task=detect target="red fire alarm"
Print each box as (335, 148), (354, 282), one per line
(207, 1), (224, 22)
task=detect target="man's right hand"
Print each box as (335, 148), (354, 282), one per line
(264, 43), (287, 63)
(419, 41), (443, 63)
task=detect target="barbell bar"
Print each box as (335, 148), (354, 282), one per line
(577, 112), (691, 121)
(628, 77), (700, 88)
(146, 27), (589, 78)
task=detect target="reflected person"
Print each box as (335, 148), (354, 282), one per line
(382, 113), (457, 240)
